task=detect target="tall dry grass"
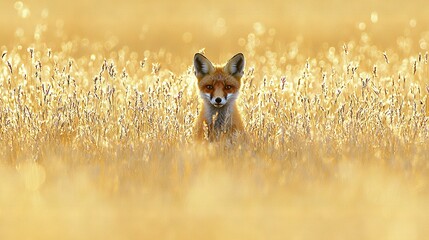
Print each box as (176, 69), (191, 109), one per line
(1, 1), (429, 239)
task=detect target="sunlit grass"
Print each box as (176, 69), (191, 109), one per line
(1, 1), (429, 239)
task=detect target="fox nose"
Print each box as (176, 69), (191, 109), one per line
(215, 97), (222, 104)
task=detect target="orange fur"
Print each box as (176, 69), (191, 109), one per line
(193, 53), (245, 141)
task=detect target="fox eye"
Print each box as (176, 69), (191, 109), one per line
(225, 85), (232, 90)
(205, 85), (213, 90)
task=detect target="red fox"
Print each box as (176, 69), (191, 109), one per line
(193, 53), (245, 140)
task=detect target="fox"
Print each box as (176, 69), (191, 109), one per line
(193, 53), (245, 141)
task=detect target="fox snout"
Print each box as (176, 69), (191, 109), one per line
(201, 92), (232, 108)
(212, 96), (225, 107)
(210, 95), (227, 108)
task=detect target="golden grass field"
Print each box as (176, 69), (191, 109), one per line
(1, 0), (429, 239)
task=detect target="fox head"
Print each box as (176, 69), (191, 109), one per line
(193, 53), (245, 108)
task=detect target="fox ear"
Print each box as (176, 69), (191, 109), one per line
(224, 53), (245, 78)
(194, 53), (215, 78)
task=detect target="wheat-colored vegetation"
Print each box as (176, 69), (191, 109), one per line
(1, 0), (429, 239)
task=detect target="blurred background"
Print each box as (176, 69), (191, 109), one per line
(0, 0), (428, 57)
(1, 1), (429, 240)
